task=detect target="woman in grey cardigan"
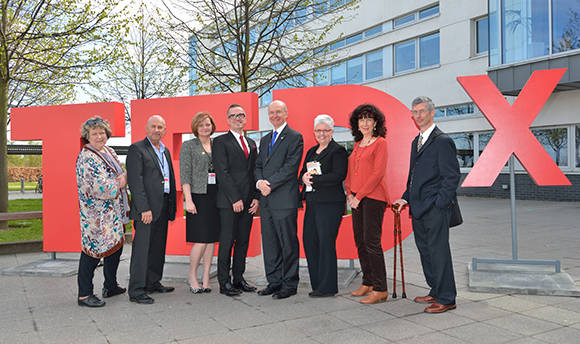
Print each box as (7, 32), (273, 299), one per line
(180, 112), (220, 293)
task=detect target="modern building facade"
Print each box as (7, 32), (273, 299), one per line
(190, 0), (580, 200)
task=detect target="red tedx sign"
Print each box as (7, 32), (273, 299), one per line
(9, 69), (570, 255)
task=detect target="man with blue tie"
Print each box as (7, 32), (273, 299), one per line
(255, 100), (304, 299)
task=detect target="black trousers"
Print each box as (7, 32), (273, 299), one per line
(129, 196), (169, 297)
(260, 207), (299, 290)
(77, 247), (123, 298)
(412, 205), (456, 305)
(217, 207), (253, 287)
(303, 200), (343, 294)
(352, 197), (388, 292)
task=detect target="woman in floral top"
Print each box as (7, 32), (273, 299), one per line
(75, 116), (129, 307)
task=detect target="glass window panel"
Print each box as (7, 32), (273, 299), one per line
(260, 90), (273, 106)
(330, 39), (346, 50)
(314, 0), (328, 15)
(331, 62), (346, 85)
(346, 33), (363, 45)
(435, 108), (445, 118)
(447, 104), (473, 116)
(532, 128), (568, 166)
(394, 14), (415, 28)
(314, 67), (329, 86)
(419, 5), (439, 19)
(502, 0), (549, 64)
(489, 0), (501, 65)
(347, 56), (363, 83)
(365, 25), (383, 37)
(395, 39), (415, 73)
(477, 17), (489, 53)
(552, 0), (580, 53)
(420, 32), (440, 67)
(576, 125), (580, 167)
(295, 7), (308, 25)
(365, 49), (383, 80)
(450, 133), (474, 167)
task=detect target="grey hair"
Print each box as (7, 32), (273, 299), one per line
(314, 114), (334, 130)
(80, 116), (112, 142)
(411, 96), (435, 112)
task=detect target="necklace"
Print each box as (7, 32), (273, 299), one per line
(361, 136), (376, 146)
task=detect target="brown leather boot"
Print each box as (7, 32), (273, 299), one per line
(350, 285), (373, 297)
(360, 290), (389, 304)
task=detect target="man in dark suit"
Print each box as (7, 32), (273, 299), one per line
(213, 104), (260, 297)
(393, 96), (460, 313)
(126, 115), (177, 304)
(255, 100), (304, 299)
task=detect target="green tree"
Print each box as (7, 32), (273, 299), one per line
(0, 0), (127, 228)
(161, 0), (358, 96)
(86, 3), (187, 121)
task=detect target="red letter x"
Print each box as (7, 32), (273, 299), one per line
(458, 69), (571, 187)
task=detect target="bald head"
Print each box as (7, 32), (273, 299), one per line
(268, 100), (288, 130)
(146, 115), (167, 146)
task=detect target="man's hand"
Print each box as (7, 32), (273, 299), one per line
(257, 180), (271, 196)
(302, 172), (313, 186)
(141, 210), (153, 224)
(232, 200), (244, 213)
(347, 194), (360, 210)
(392, 199), (408, 212)
(248, 199), (259, 214)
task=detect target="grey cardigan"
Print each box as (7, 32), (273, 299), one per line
(179, 138), (213, 194)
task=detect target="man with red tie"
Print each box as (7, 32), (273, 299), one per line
(213, 104), (260, 296)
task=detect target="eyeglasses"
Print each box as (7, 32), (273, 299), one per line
(314, 129), (332, 134)
(86, 118), (104, 125)
(411, 109), (430, 116)
(228, 113), (246, 119)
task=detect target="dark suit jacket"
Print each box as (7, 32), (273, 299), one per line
(401, 126), (460, 219)
(255, 124), (304, 209)
(299, 140), (348, 203)
(126, 137), (177, 221)
(213, 131), (259, 208)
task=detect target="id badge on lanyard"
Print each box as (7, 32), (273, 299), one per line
(208, 172), (216, 184)
(164, 177), (170, 190)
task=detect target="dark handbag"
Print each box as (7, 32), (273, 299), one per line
(449, 196), (463, 228)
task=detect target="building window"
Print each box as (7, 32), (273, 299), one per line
(364, 25), (382, 37)
(346, 33), (363, 45)
(395, 39), (416, 73)
(365, 49), (383, 79)
(478, 132), (493, 160)
(552, 0), (580, 53)
(435, 103), (476, 118)
(532, 127), (568, 166)
(347, 56), (363, 83)
(331, 61), (346, 85)
(330, 39), (346, 50)
(314, 67), (329, 86)
(419, 32), (440, 67)
(501, 0), (550, 64)
(450, 133), (474, 168)
(394, 13), (415, 28)
(576, 125), (580, 167)
(419, 5), (439, 19)
(476, 16), (489, 54)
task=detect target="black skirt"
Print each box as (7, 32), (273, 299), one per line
(185, 184), (220, 243)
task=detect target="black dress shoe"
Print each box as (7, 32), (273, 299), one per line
(272, 289), (297, 300)
(130, 294), (154, 304)
(257, 285), (281, 296)
(146, 284), (175, 293)
(233, 279), (257, 292)
(78, 295), (105, 307)
(102, 285), (126, 298)
(308, 290), (335, 298)
(220, 283), (242, 297)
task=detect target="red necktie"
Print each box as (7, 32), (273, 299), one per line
(240, 135), (249, 158)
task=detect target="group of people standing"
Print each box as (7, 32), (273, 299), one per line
(74, 95), (460, 314)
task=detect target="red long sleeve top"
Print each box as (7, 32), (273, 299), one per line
(345, 136), (389, 204)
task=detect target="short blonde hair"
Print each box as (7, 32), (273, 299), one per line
(191, 112), (216, 137)
(80, 116), (112, 143)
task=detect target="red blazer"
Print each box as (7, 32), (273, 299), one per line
(345, 136), (389, 203)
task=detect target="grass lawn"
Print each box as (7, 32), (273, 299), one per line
(0, 199), (133, 243)
(8, 182), (38, 191)
(0, 199), (43, 242)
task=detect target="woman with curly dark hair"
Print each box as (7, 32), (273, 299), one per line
(345, 103), (390, 304)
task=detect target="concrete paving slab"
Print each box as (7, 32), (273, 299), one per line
(360, 318), (434, 342)
(395, 331), (467, 344)
(309, 327), (391, 344)
(329, 305), (395, 326)
(532, 326), (580, 343)
(405, 311), (475, 330)
(442, 322), (523, 344)
(0, 258), (78, 277)
(484, 313), (562, 336)
(522, 305), (580, 326)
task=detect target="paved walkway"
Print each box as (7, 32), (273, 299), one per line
(8, 190), (43, 200)
(1, 197), (580, 343)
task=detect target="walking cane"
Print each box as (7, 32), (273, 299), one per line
(392, 206), (407, 298)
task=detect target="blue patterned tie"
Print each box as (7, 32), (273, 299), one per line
(268, 130), (278, 155)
